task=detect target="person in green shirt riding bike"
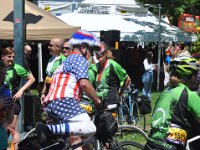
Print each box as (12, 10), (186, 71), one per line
(144, 56), (200, 150)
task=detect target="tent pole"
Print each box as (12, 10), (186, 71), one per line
(38, 42), (43, 83)
(157, 4), (162, 91)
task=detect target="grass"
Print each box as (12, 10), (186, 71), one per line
(115, 92), (161, 145)
(145, 92), (160, 133)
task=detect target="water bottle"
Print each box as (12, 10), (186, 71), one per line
(2, 82), (11, 97)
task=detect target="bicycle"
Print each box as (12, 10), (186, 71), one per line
(81, 96), (148, 147)
(117, 84), (146, 131)
(18, 105), (145, 150)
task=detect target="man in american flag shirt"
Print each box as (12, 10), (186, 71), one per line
(36, 30), (101, 150)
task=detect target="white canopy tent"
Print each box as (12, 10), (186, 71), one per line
(54, 5), (195, 42)
(39, 0), (197, 42)
(57, 11), (195, 42)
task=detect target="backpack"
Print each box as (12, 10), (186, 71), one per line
(94, 111), (118, 142)
(137, 95), (152, 115)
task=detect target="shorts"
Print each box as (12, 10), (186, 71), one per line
(14, 101), (21, 115)
(44, 98), (86, 123)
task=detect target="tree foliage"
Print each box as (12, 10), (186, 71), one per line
(135, 0), (200, 26)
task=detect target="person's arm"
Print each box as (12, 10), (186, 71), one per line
(40, 82), (47, 102)
(119, 76), (131, 97)
(13, 73), (35, 101)
(79, 78), (101, 105)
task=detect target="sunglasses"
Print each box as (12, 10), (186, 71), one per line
(93, 51), (105, 57)
(63, 47), (71, 51)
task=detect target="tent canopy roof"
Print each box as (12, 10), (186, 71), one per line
(54, 0), (196, 42)
(58, 12), (195, 42)
(0, 0), (80, 41)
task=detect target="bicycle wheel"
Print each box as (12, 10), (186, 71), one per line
(115, 125), (148, 145)
(114, 141), (144, 150)
(132, 102), (146, 131)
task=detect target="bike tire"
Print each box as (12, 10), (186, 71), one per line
(114, 141), (144, 150)
(115, 125), (148, 145)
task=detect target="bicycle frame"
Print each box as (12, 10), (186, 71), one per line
(118, 84), (139, 124)
(185, 135), (200, 150)
(21, 128), (120, 150)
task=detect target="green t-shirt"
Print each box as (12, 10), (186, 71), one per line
(93, 59), (128, 104)
(46, 54), (66, 78)
(148, 83), (200, 149)
(5, 63), (29, 95)
(88, 63), (97, 88)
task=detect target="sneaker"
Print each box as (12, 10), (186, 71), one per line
(35, 122), (52, 144)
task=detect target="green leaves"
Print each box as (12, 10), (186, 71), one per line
(135, 0), (200, 26)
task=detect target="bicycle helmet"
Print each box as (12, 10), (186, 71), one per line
(169, 56), (199, 77)
(69, 30), (100, 47)
(93, 41), (108, 56)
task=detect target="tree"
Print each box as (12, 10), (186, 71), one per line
(135, 0), (200, 26)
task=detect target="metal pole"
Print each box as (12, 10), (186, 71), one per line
(14, 0), (25, 132)
(157, 4), (161, 91)
(38, 43), (44, 82)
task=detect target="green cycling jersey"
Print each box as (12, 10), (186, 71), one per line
(89, 59), (128, 104)
(5, 63), (29, 95)
(148, 83), (200, 149)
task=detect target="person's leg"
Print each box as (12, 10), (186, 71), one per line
(147, 76), (153, 100)
(46, 116), (96, 136)
(69, 136), (83, 150)
(142, 82), (148, 97)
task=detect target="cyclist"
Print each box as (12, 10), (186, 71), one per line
(36, 30), (101, 150)
(91, 42), (131, 107)
(144, 56), (200, 150)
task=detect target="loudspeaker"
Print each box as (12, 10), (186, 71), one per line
(24, 94), (42, 131)
(100, 30), (120, 48)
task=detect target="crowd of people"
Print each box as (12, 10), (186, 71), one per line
(0, 29), (200, 150)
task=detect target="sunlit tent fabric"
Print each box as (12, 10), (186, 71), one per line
(0, 0), (80, 41)
(50, 0), (195, 42)
(57, 11), (195, 42)
(125, 12), (197, 42)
